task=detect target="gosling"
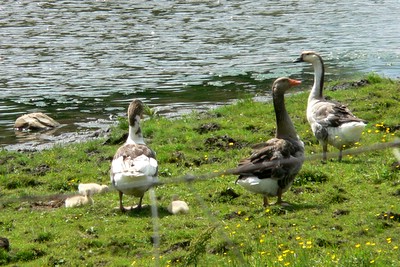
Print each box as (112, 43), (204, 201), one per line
(65, 190), (94, 208)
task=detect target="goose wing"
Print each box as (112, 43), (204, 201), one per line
(312, 100), (367, 127)
(111, 144), (158, 180)
(237, 138), (303, 181)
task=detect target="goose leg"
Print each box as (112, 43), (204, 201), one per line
(137, 196), (144, 209)
(338, 149), (343, 162)
(263, 196), (269, 207)
(276, 188), (283, 205)
(119, 191), (126, 212)
(322, 143), (328, 163)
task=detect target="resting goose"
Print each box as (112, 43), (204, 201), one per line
(294, 51), (367, 162)
(110, 99), (158, 212)
(236, 77), (304, 207)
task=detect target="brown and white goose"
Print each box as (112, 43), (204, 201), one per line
(236, 77), (304, 207)
(110, 99), (158, 212)
(294, 51), (367, 162)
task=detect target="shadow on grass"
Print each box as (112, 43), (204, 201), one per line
(114, 204), (172, 219)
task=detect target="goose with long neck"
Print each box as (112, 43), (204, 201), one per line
(294, 51), (367, 162)
(236, 77), (304, 207)
(110, 99), (158, 212)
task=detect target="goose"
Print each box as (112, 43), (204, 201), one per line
(110, 99), (158, 212)
(294, 51), (367, 162)
(235, 77), (304, 207)
(14, 112), (60, 131)
(78, 183), (109, 195)
(65, 189), (93, 208)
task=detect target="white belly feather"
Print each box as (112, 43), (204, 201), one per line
(111, 154), (158, 196)
(327, 121), (366, 148)
(237, 176), (280, 196)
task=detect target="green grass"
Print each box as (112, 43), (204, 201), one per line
(1, 74), (400, 266)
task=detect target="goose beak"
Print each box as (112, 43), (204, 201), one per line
(288, 79), (302, 87)
(293, 56), (303, 63)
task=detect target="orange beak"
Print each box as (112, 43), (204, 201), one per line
(288, 78), (302, 87)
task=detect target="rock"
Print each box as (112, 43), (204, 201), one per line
(14, 112), (60, 131)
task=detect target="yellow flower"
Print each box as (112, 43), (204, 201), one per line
(355, 243), (361, 248)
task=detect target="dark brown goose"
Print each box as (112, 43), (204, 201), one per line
(110, 99), (158, 212)
(236, 77), (304, 207)
(294, 51), (367, 162)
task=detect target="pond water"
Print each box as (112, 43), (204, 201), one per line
(1, 0), (399, 148)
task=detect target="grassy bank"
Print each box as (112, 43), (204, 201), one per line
(1, 73), (399, 266)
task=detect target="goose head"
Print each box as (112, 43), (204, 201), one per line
(272, 77), (302, 95)
(293, 51), (323, 64)
(128, 99), (145, 126)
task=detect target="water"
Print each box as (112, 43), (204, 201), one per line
(1, 0), (399, 147)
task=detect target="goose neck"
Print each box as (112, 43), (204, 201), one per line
(309, 59), (325, 102)
(127, 119), (145, 144)
(273, 92), (297, 140)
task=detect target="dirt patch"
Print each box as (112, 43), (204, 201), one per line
(377, 211), (400, 222)
(210, 187), (240, 204)
(195, 122), (221, 134)
(332, 209), (350, 218)
(204, 135), (245, 150)
(330, 79), (369, 91)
